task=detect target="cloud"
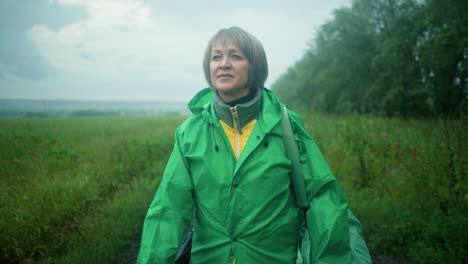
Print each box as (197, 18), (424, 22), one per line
(0, 0), (87, 80)
(1, 0), (351, 100)
(0, 24), (54, 80)
(29, 0), (208, 82)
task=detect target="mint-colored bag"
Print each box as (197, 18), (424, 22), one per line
(282, 106), (372, 264)
(296, 222), (311, 264)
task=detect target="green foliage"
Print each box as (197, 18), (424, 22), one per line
(0, 116), (184, 263)
(272, 0), (468, 117)
(301, 112), (468, 263)
(416, 0), (468, 115)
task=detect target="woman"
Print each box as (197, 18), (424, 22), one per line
(137, 26), (353, 264)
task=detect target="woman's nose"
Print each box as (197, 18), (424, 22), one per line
(219, 58), (231, 69)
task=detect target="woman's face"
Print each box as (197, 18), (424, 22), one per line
(210, 41), (250, 102)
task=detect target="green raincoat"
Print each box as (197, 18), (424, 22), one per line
(137, 88), (352, 264)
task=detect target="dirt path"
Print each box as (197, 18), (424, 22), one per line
(117, 238), (140, 264)
(371, 253), (406, 264)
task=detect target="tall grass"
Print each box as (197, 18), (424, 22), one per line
(0, 116), (184, 263)
(302, 113), (468, 263)
(1, 114), (466, 263)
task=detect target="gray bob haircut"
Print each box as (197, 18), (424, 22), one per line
(203, 26), (268, 90)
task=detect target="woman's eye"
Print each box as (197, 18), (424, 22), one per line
(212, 55), (221, 61)
(232, 54), (242, 60)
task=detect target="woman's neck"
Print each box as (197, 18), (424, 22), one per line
(221, 90), (256, 107)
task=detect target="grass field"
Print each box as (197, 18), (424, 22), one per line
(302, 113), (468, 263)
(0, 116), (184, 263)
(1, 114), (467, 263)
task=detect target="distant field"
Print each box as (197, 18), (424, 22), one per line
(0, 114), (466, 263)
(0, 98), (189, 117)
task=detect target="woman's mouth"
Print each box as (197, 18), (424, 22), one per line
(218, 74), (234, 80)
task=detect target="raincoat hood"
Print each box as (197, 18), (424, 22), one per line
(187, 87), (214, 114)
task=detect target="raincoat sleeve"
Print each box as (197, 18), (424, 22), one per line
(290, 112), (352, 264)
(348, 210), (372, 264)
(137, 130), (193, 264)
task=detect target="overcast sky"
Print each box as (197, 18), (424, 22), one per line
(0, 0), (350, 102)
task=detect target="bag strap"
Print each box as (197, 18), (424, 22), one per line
(281, 105), (309, 212)
(281, 106), (372, 264)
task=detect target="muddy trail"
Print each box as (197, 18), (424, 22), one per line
(117, 238), (140, 264)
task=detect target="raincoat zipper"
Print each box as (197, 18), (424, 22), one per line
(229, 106), (242, 159)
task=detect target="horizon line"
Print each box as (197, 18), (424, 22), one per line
(0, 97), (190, 103)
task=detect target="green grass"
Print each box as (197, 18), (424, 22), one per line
(301, 113), (468, 263)
(1, 114), (467, 263)
(0, 116), (184, 263)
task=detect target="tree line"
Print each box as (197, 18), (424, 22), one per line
(272, 0), (467, 117)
